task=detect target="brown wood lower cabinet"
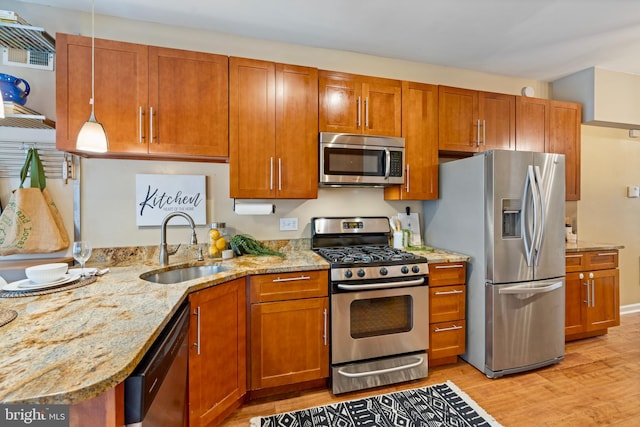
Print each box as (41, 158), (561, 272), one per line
(188, 278), (246, 427)
(249, 270), (329, 396)
(428, 262), (467, 366)
(565, 250), (620, 341)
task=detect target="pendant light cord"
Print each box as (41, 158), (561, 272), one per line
(91, 0), (95, 115)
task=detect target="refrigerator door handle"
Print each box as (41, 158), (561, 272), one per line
(521, 165), (535, 266)
(498, 281), (563, 295)
(532, 165), (546, 266)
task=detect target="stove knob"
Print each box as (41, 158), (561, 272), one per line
(401, 266), (409, 274)
(357, 269), (366, 278)
(380, 267), (388, 276)
(344, 270), (353, 279)
(412, 265), (421, 274)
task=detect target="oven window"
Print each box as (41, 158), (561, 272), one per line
(350, 295), (413, 338)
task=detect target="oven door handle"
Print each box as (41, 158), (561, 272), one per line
(337, 356), (424, 378)
(337, 277), (425, 291)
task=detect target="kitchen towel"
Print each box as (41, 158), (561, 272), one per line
(234, 202), (275, 215)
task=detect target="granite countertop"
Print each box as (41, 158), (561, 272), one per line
(565, 240), (625, 253)
(411, 248), (469, 264)
(0, 246), (468, 405)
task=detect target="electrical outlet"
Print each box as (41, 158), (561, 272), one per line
(280, 217), (298, 231)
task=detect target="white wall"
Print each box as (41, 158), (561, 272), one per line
(577, 126), (640, 306)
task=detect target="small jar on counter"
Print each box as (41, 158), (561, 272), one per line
(208, 222), (228, 258)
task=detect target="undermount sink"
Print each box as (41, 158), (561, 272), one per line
(140, 264), (230, 284)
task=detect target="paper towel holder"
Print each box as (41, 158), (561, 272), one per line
(232, 199), (276, 215)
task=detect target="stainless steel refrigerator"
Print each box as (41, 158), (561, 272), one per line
(423, 150), (565, 378)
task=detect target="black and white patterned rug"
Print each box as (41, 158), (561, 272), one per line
(250, 381), (502, 427)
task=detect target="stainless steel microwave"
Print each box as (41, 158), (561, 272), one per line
(319, 132), (405, 186)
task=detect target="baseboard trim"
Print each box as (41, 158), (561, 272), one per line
(621, 303), (640, 315)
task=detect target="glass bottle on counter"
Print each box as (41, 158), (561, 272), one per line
(208, 222), (228, 258)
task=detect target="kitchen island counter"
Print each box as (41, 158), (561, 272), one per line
(0, 245), (467, 406)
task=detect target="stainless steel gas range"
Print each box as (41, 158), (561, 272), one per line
(311, 216), (430, 394)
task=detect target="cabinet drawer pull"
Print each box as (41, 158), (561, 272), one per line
(565, 254), (583, 258)
(434, 264), (464, 269)
(596, 252), (617, 256)
(434, 324), (463, 332)
(271, 275), (311, 283)
(434, 289), (464, 295)
(356, 96), (361, 127)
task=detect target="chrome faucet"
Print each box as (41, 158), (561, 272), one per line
(159, 212), (198, 267)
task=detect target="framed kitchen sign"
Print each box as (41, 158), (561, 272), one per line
(135, 174), (206, 226)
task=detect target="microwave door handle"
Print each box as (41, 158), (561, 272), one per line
(384, 148), (391, 179)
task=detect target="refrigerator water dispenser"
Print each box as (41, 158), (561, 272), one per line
(502, 199), (521, 238)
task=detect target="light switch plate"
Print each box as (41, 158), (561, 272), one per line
(280, 217), (298, 231)
(627, 185), (640, 198)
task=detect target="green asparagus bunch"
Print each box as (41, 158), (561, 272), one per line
(230, 234), (286, 258)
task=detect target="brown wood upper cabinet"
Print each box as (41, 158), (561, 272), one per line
(515, 96), (549, 152)
(229, 58), (318, 199)
(515, 97), (581, 200)
(549, 100), (581, 201)
(384, 81), (438, 200)
(56, 33), (228, 160)
(319, 71), (401, 137)
(438, 86), (515, 153)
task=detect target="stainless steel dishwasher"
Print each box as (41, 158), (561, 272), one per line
(125, 301), (190, 426)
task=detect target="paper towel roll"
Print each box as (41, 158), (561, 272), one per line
(234, 202), (275, 215)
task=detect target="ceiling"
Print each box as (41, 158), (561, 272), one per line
(17, 0), (640, 82)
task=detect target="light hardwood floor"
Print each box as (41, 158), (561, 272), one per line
(221, 312), (640, 426)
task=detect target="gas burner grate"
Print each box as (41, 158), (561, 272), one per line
(317, 245), (418, 264)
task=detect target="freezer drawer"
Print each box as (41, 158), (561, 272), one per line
(485, 278), (565, 377)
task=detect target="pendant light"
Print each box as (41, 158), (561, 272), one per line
(76, 0), (108, 153)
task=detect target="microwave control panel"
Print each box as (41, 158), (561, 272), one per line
(389, 151), (403, 177)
